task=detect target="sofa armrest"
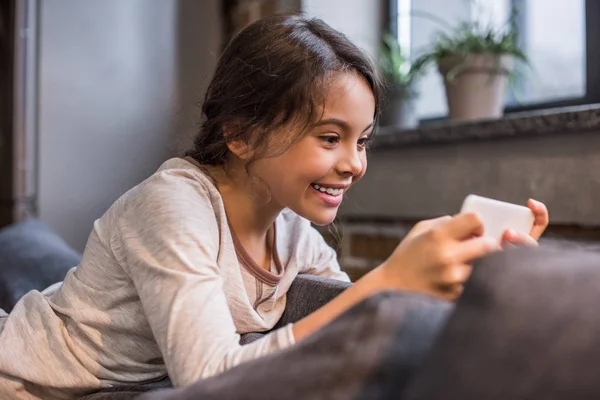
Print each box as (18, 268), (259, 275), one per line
(0, 219), (81, 312)
(273, 274), (352, 329)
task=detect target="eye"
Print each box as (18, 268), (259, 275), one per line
(357, 136), (373, 149)
(319, 135), (340, 146)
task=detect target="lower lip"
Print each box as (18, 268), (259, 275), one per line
(311, 186), (343, 207)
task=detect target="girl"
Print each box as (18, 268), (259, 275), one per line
(0, 13), (548, 399)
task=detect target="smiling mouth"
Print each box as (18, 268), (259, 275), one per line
(311, 184), (344, 196)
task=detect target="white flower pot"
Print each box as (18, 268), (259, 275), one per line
(438, 53), (513, 121)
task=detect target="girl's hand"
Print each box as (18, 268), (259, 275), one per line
(501, 198), (549, 247)
(380, 213), (500, 300)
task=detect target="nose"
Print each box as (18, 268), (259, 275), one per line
(336, 145), (363, 177)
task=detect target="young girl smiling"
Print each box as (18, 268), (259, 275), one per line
(0, 13), (548, 399)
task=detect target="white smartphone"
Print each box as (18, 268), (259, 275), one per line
(460, 194), (534, 241)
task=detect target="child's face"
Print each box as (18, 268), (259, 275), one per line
(251, 72), (375, 225)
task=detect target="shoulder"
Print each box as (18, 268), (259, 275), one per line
(102, 158), (224, 233)
(137, 158), (216, 200)
(127, 158), (217, 210)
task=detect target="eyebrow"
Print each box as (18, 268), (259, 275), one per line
(314, 118), (374, 133)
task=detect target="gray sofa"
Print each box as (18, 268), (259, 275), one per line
(0, 219), (81, 312)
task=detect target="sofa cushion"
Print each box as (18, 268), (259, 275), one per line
(273, 274), (353, 329)
(405, 246), (600, 400)
(0, 219), (81, 312)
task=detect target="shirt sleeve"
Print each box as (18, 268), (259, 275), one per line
(112, 171), (295, 387)
(303, 225), (351, 282)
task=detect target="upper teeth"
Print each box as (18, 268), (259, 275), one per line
(313, 184), (344, 196)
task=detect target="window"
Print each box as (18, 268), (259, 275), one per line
(391, 0), (594, 120)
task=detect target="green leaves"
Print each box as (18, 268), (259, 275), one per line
(411, 5), (528, 80)
(379, 33), (427, 97)
(432, 18), (525, 60)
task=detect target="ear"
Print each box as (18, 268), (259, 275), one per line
(226, 139), (252, 160)
(223, 123), (253, 160)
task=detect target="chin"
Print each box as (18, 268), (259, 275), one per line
(287, 197), (340, 226)
(303, 209), (338, 226)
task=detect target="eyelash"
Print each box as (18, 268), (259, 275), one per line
(358, 136), (373, 148)
(319, 135), (340, 145)
(319, 135), (372, 148)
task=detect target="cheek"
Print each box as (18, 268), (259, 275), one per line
(356, 153), (367, 180)
(250, 158), (287, 192)
(289, 150), (329, 177)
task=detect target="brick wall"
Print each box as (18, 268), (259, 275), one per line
(318, 222), (411, 282)
(318, 220), (600, 282)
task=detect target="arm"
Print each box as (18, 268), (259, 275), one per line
(291, 224), (395, 341)
(291, 267), (394, 340)
(291, 215), (502, 342)
(114, 174), (294, 387)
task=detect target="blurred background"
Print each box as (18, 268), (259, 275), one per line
(0, 0), (384, 251)
(1, 0), (598, 280)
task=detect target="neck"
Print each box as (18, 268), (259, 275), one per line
(212, 165), (282, 243)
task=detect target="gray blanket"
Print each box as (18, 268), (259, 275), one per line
(406, 245), (600, 400)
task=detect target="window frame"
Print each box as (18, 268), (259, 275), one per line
(386, 0), (600, 119)
(0, 0), (16, 228)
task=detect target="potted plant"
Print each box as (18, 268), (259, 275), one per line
(378, 33), (424, 130)
(413, 7), (527, 121)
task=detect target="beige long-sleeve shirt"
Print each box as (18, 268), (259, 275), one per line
(0, 157), (349, 399)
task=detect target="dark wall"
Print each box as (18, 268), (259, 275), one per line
(0, 0), (15, 228)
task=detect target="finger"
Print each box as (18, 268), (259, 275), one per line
(441, 212), (485, 240)
(454, 235), (501, 262)
(440, 263), (473, 286)
(528, 199), (549, 239)
(411, 215), (452, 237)
(435, 282), (465, 301)
(419, 215), (452, 230)
(431, 215), (453, 227)
(448, 284), (464, 301)
(502, 229), (538, 247)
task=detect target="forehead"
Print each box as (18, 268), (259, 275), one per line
(317, 72), (375, 127)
